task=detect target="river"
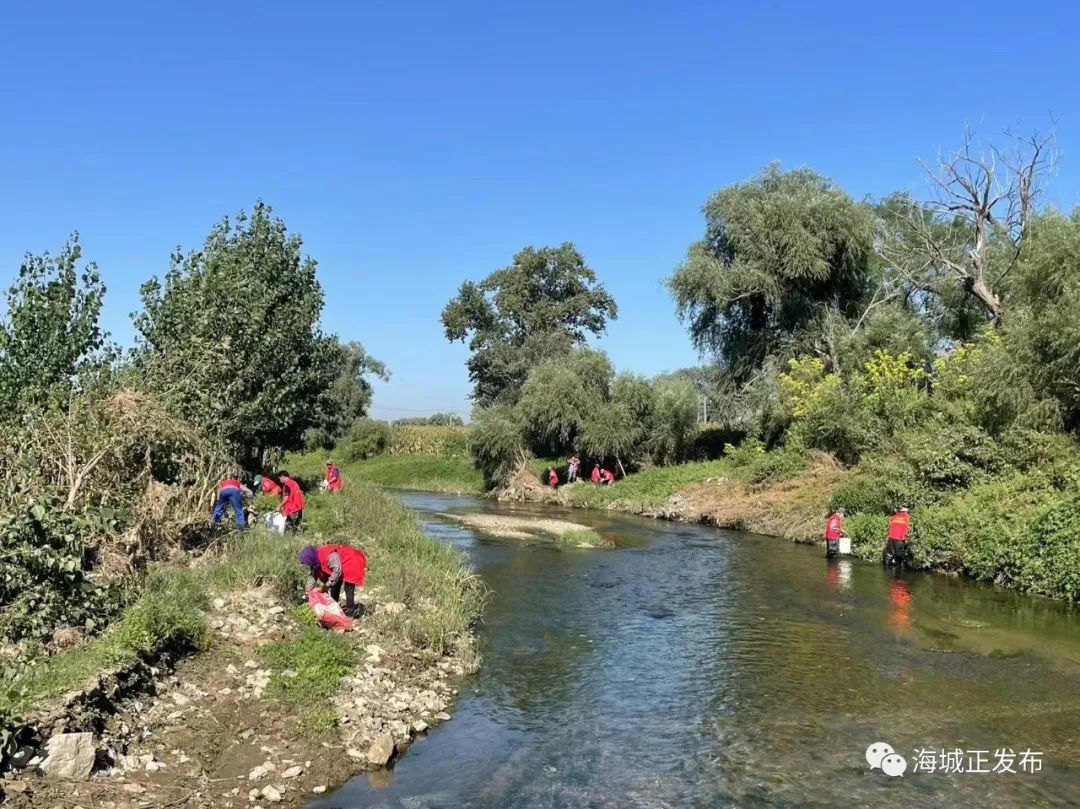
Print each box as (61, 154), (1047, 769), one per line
(309, 492), (1080, 808)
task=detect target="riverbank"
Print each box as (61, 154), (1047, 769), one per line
(0, 480), (484, 808)
(498, 445), (1080, 603)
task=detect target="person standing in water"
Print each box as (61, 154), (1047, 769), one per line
(824, 507), (845, 559)
(883, 507), (911, 568)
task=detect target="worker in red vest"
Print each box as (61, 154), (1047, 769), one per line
(883, 507), (911, 568)
(300, 543), (367, 616)
(600, 468), (615, 485)
(276, 470), (305, 531)
(212, 473), (251, 528)
(255, 474), (281, 496)
(590, 465), (601, 484)
(325, 460), (343, 492)
(824, 507), (845, 559)
(548, 467), (559, 488)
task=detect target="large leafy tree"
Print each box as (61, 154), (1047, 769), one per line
(0, 233), (109, 414)
(133, 202), (338, 461)
(442, 243), (617, 405)
(667, 165), (877, 381)
(305, 340), (390, 449)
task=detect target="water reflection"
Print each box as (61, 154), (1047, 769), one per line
(310, 493), (1080, 809)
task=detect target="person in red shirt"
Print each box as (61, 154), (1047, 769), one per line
(325, 460), (343, 492)
(590, 465), (601, 484)
(300, 544), (367, 617)
(600, 468), (615, 485)
(276, 470), (305, 531)
(824, 507), (845, 559)
(254, 474), (281, 496)
(548, 467), (559, 488)
(212, 473), (251, 528)
(883, 507), (911, 568)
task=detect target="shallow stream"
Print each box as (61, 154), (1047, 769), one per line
(309, 492), (1080, 808)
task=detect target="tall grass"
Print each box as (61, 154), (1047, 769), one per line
(289, 451), (484, 495)
(561, 460), (732, 510)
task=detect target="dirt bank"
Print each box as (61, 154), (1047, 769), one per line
(437, 513), (611, 547)
(2, 585), (471, 809)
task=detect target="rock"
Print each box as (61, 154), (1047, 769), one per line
(412, 720), (429, 734)
(170, 692), (191, 706)
(122, 784), (146, 794)
(213, 598), (227, 610)
(378, 602), (406, 616)
(266, 606), (285, 617)
(9, 745), (36, 769)
(248, 765), (268, 781)
(261, 785), (282, 802)
(281, 766), (303, 779)
(434, 712), (451, 721)
(243, 659), (259, 669)
(313, 785), (327, 794)
(40, 732), (96, 780)
(366, 733), (395, 766)
(145, 760), (166, 772)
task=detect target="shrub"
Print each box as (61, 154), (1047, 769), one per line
(339, 418), (392, 461)
(828, 454), (929, 515)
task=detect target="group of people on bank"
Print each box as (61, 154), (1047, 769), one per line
(548, 455), (616, 487)
(823, 505), (912, 568)
(211, 460), (344, 530)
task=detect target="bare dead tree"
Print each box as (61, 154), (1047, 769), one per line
(878, 125), (1057, 325)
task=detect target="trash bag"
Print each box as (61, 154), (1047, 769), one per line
(307, 588), (353, 631)
(264, 512), (287, 535)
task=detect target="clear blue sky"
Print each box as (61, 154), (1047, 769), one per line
(3, 1), (1078, 419)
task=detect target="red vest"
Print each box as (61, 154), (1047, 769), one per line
(220, 478), (241, 491)
(888, 513), (910, 540)
(548, 470), (558, 485)
(326, 464), (342, 491)
(825, 513), (843, 540)
(590, 467), (601, 482)
(261, 477), (281, 495)
(316, 544), (367, 585)
(281, 477), (305, 515)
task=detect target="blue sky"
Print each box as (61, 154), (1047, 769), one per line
(2, 1), (1078, 419)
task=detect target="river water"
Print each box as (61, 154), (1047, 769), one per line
(310, 492), (1080, 808)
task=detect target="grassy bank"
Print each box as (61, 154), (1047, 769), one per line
(291, 451), (484, 495)
(0, 478), (483, 727)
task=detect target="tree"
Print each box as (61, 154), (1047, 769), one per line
(442, 243), (617, 405)
(305, 340), (389, 449)
(877, 127), (1056, 325)
(668, 165), (876, 381)
(0, 234), (109, 414)
(516, 348), (613, 454)
(133, 202), (338, 462)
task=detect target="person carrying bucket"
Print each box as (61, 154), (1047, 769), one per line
(824, 507), (845, 559)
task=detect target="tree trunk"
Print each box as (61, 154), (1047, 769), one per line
(971, 277), (1005, 325)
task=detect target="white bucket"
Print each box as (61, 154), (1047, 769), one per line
(838, 536), (852, 555)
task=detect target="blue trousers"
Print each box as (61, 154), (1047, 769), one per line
(213, 487), (246, 528)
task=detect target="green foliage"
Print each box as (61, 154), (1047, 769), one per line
(469, 403), (528, 488)
(557, 528), (611, 547)
(562, 460), (731, 511)
(304, 341), (390, 450)
(338, 418), (392, 462)
(395, 413), (465, 427)
(259, 628), (354, 705)
(133, 201), (339, 460)
(668, 164), (876, 381)
(305, 453), (484, 495)
(0, 233), (109, 415)
(442, 243), (617, 405)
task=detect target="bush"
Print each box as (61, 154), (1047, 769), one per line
(339, 418), (392, 461)
(1025, 495), (1080, 600)
(828, 454), (929, 515)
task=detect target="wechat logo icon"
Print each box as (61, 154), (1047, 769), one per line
(867, 742), (908, 777)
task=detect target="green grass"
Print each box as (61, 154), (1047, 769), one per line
(556, 528), (611, 547)
(560, 460), (732, 510)
(289, 451), (484, 495)
(301, 477), (487, 659)
(259, 627), (355, 704)
(1, 478), (484, 723)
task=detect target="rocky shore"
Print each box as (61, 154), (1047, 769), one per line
(2, 585), (473, 809)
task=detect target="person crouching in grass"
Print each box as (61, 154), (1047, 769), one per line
(300, 544), (368, 617)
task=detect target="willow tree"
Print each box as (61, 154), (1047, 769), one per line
(667, 165), (877, 381)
